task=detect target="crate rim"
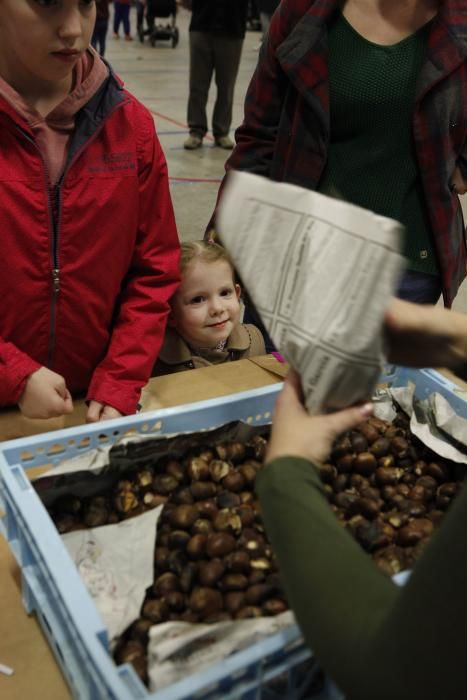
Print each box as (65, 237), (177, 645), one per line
(0, 382), (284, 464)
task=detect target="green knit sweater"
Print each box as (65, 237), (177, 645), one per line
(318, 13), (438, 275)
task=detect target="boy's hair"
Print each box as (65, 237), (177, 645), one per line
(180, 240), (235, 277)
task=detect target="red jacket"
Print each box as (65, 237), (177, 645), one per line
(0, 71), (180, 415)
(223, 0), (467, 306)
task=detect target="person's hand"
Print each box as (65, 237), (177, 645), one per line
(450, 166), (467, 195)
(18, 367), (73, 419)
(266, 370), (373, 465)
(384, 298), (467, 371)
(86, 401), (124, 423)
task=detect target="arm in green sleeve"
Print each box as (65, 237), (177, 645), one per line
(256, 457), (467, 700)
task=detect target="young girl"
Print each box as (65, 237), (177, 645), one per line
(153, 241), (266, 374)
(0, 0), (180, 422)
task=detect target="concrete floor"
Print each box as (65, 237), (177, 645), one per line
(105, 6), (467, 311)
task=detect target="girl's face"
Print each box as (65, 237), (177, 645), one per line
(171, 259), (242, 348)
(0, 1), (96, 93)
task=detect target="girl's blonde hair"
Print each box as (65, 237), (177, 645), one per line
(180, 240), (235, 277)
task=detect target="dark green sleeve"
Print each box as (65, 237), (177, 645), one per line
(256, 457), (467, 700)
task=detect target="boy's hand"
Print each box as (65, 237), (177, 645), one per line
(86, 401), (123, 423)
(19, 367), (73, 419)
(266, 370), (373, 465)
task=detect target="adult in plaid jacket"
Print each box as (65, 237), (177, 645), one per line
(221, 0), (467, 307)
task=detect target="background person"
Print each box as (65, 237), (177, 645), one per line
(0, 0), (180, 422)
(256, 0), (280, 38)
(181, 0), (249, 151)
(256, 298), (467, 700)
(154, 241), (265, 374)
(113, 0), (132, 40)
(216, 0), (467, 306)
(91, 0), (111, 56)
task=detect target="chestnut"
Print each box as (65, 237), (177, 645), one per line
(213, 509), (242, 534)
(152, 474), (179, 495)
(262, 599), (287, 616)
(187, 457), (210, 481)
(224, 591), (246, 614)
(142, 598), (170, 624)
(222, 471), (246, 493)
(369, 438), (391, 458)
(189, 587), (223, 617)
(190, 481), (217, 500)
(225, 550), (250, 573)
(186, 533), (207, 560)
(235, 606), (262, 620)
(216, 491), (241, 509)
(206, 532), (236, 558)
(356, 422), (379, 444)
(191, 518), (213, 535)
(209, 459), (231, 482)
(170, 504), (200, 530)
(179, 562), (198, 593)
(198, 559), (225, 586)
(245, 584), (274, 606)
(197, 499), (219, 521)
(354, 452), (377, 476)
(168, 530), (191, 550)
(165, 460), (185, 482)
(239, 463), (258, 485)
(153, 571), (180, 596)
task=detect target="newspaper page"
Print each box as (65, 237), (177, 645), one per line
(218, 171), (406, 413)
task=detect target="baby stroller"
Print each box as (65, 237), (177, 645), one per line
(138, 0), (179, 48)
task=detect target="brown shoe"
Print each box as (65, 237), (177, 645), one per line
(184, 134), (203, 150)
(125, 34), (133, 41)
(215, 135), (234, 150)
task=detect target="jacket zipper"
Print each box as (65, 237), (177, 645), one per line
(16, 126), (61, 367)
(14, 98), (128, 368)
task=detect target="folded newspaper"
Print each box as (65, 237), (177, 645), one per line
(217, 171), (406, 413)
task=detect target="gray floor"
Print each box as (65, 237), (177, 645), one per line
(106, 6), (467, 311)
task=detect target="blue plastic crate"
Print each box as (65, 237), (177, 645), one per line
(1, 369), (466, 700)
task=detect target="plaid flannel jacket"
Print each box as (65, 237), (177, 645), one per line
(224, 0), (467, 306)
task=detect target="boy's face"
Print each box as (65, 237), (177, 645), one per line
(171, 259), (242, 349)
(0, 1), (96, 92)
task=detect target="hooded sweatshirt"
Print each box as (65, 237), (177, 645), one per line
(0, 47), (108, 187)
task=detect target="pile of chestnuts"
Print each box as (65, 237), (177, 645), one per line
(47, 412), (465, 686)
(48, 431), (288, 684)
(320, 412), (465, 576)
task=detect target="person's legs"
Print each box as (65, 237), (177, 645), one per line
(99, 20), (109, 55)
(136, 1), (144, 32)
(211, 36), (243, 145)
(396, 270), (442, 304)
(185, 32), (213, 147)
(122, 5), (131, 38)
(260, 12), (271, 37)
(113, 2), (123, 36)
(92, 19), (108, 55)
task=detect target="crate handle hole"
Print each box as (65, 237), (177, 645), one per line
(20, 450), (34, 462)
(98, 434), (109, 443)
(46, 444), (66, 456)
(78, 438), (91, 449)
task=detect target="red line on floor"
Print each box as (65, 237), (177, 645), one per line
(169, 176), (222, 183)
(150, 110), (214, 141)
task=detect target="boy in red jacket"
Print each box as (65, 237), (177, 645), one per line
(0, 0), (180, 422)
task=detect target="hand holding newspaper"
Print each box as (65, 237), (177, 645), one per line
(217, 171), (406, 413)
